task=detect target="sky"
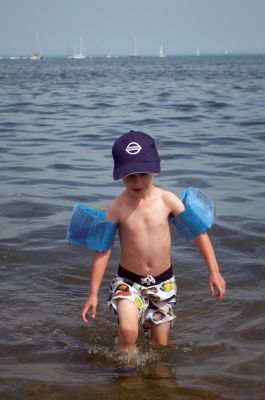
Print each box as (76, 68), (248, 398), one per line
(0, 0), (265, 56)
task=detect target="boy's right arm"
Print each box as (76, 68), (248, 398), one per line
(81, 249), (112, 323)
(81, 199), (119, 324)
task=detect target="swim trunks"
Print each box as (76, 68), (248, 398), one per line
(108, 265), (177, 334)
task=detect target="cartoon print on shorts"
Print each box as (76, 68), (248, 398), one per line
(108, 274), (177, 332)
(161, 281), (174, 292)
(115, 282), (131, 297)
(153, 310), (166, 322)
(134, 295), (144, 310)
(145, 303), (176, 326)
(116, 283), (129, 292)
(141, 286), (160, 303)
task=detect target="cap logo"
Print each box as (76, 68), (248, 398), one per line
(126, 142), (142, 155)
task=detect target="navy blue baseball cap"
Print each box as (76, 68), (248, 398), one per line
(112, 130), (161, 180)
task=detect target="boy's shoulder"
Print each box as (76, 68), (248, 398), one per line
(158, 187), (180, 201)
(110, 190), (127, 206)
(105, 191), (126, 223)
(159, 187), (185, 215)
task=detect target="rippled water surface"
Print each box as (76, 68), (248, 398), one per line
(1, 55), (265, 400)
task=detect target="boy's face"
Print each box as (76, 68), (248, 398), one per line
(122, 173), (154, 197)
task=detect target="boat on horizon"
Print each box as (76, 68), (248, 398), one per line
(159, 45), (166, 58)
(29, 33), (43, 60)
(67, 37), (86, 59)
(130, 37), (140, 57)
(29, 53), (43, 60)
(67, 52), (86, 59)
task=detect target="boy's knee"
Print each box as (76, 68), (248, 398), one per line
(151, 321), (170, 346)
(151, 337), (168, 346)
(119, 321), (138, 343)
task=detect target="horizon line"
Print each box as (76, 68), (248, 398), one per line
(1, 51), (265, 59)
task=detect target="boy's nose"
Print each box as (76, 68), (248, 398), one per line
(133, 174), (142, 183)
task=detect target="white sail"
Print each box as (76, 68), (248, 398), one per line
(159, 45), (166, 58)
(29, 32), (43, 60)
(68, 37), (86, 59)
(130, 36), (140, 57)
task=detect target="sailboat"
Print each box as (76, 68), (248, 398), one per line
(130, 37), (140, 57)
(29, 32), (43, 60)
(159, 45), (166, 58)
(30, 53), (42, 60)
(67, 37), (86, 59)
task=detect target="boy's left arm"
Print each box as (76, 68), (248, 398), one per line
(193, 232), (226, 301)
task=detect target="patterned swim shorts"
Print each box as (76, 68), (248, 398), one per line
(108, 265), (177, 333)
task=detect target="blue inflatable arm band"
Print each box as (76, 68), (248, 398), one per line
(67, 204), (117, 252)
(169, 187), (215, 240)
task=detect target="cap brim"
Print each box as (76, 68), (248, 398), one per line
(113, 162), (160, 180)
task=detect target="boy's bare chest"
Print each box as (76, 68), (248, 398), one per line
(119, 201), (168, 231)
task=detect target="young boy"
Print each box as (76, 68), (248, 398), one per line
(81, 130), (226, 354)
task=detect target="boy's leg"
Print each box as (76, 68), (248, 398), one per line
(150, 321), (171, 346)
(117, 299), (140, 354)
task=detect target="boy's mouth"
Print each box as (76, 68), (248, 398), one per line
(133, 188), (143, 192)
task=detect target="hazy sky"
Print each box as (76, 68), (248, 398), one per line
(0, 0), (265, 56)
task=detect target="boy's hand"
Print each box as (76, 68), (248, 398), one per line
(81, 294), (98, 323)
(209, 271), (226, 301)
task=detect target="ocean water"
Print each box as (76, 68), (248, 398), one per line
(0, 55), (265, 400)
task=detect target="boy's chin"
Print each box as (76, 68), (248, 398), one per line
(131, 188), (147, 197)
